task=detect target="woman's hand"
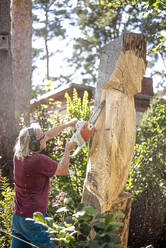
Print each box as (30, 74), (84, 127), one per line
(66, 119), (78, 129)
(65, 141), (77, 152)
(44, 119), (78, 141)
(56, 141), (77, 176)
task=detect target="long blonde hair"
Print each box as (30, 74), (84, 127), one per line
(14, 123), (42, 160)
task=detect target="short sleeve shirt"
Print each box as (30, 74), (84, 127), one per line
(13, 153), (58, 217)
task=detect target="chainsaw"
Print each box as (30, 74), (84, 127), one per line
(70, 100), (105, 157)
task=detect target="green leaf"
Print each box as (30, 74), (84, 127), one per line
(33, 212), (45, 223)
(64, 216), (75, 224)
(64, 222), (73, 228)
(109, 221), (124, 227)
(80, 223), (91, 236)
(64, 197), (72, 204)
(104, 214), (114, 227)
(84, 205), (96, 215)
(87, 240), (100, 248)
(105, 225), (117, 233)
(77, 234), (87, 241)
(93, 221), (105, 231)
(80, 215), (93, 222)
(114, 211), (125, 219)
(45, 217), (54, 227)
(109, 234), (121, 244)
(95, 213), (106, 220)
(73, 210), (86, 218)
(56, 206), (69, 213)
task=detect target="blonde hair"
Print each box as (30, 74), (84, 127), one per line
(14, 123), (42, 160)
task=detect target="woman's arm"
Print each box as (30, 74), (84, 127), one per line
(44, 119), (77, 142)
(55, 141), (77, 176)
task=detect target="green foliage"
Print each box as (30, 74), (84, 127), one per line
(0, 177), (15, 247)
(65, 88), (91, 120)
(71, 0), (166, 86)
(123, 1), (166, 70)
(134, 0), (165, 13)
(127, 96), (166, 200)
(32, 0), (165, 88)
(72, 0), (126, 84)
(33, 202), (124, 248)
(99, 0), (166, 13)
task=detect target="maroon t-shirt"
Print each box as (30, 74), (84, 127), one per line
(13, 153), (58, 217)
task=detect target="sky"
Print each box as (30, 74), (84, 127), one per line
(32, 38), (75, 85)
(32, 17), (84, 90)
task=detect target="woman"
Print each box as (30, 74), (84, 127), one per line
(11, 120), (77, 248)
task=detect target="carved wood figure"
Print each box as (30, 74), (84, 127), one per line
(82, 33), (146, 247)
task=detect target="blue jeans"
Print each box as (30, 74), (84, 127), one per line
(11, 213), (57, 248)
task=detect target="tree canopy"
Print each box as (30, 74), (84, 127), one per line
(31, 0), (166, 90)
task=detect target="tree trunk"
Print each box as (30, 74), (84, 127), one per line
(82, 33), (146, 248)
(0, 0), (16, 181)
(11, 0), (32, 118)
(45, 6), (50, 80)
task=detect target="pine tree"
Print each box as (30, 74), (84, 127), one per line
(71, 1), (126, 85)
(71, 0), (165, 86)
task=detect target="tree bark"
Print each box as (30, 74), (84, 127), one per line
(0, 0), (16, 181)
(11, 0), (32, 117)
(45, 4), (50, 80)
(82, 33), (146, 247)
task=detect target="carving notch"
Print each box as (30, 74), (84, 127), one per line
(0, 35), (9, 51)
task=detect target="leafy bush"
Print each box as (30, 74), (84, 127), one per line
(0, 177), (15, 247)
(127, 96), (166, 247)
(33, 197), (124, 248)
(127, 96), (166, 199)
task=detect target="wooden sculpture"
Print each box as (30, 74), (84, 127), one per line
(82, 33), (146, 247)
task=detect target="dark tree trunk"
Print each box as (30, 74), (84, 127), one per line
(45, 5), (50, 80)
(0, 0), (16, 182)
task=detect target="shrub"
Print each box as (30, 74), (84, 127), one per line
(33, 197), (124, 248)
(0, 177), (15, 247)
(127, 96), (166, 198)
(127, 96), (166, 247)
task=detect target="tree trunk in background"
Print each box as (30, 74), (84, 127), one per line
(45, 5), (50, 80)
(12, 0), (32, 118)
(82, 33), (146, 247)
(0, 0), (16, 181)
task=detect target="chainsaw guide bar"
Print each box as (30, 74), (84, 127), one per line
(70, 100), (105, 157)
(89, 100), (105, 124)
